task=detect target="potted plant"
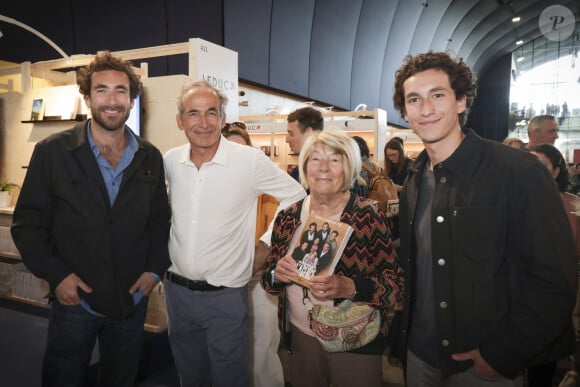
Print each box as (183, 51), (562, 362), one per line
(0, 180), (19, 207)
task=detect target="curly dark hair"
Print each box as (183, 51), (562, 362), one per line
(77, 50), (142, 100)
(393, 51), (478, 127)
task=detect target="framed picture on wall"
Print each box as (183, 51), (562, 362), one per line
(30, 99), (44, 121)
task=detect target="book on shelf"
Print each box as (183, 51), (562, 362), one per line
(288, 213), (353, 289)
(30, 98), (44, 121)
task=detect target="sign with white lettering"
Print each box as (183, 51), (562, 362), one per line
(189, 38), (239, 121)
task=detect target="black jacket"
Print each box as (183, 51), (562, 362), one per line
(396, 129), (576, 378)
(11, 121), (171, 319)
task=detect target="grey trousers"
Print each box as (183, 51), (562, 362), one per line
(165, 281), (249, 387)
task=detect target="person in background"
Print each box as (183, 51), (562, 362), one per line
(352, 135), (378, 198)
(261, 130), (404, 387)
(529, 144), (580, 387)
(523, 114), (566, 385)
(502, 137), (524, 149)
(222, 121), (252, 146)
(529, 144), (578, 254)
(383, 138), (412, 193)
(11, 51), (171, 387)
(392, 51), (576, 385)
(525, 114), (559, 149)
(163, 80), (305, 387)
(222, 121), (285, 387)
(286, 106), (324, 181)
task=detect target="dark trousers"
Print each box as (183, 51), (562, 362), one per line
(42, 298), (147, 387)
(527, 362), (557, 387)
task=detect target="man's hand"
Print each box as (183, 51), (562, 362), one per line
(452, 349), (501, 379)
(55, 273), (92, 305)
(129, 272), (159, 296)
(253, 241), (271, 275)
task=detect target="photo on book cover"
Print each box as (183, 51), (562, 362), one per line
(289, 213), (353, 288)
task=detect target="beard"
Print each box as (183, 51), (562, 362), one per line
(91, 105), (131, 132)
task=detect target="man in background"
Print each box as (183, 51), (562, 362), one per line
(11, 51), (171, 387)
(285, 106), (324, 181)
(525, 114), (559, 149)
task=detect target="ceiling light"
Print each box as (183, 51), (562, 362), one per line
(512, 16), (521, 23)
(516, 56), (525, 62)
(516, 40), (523, 45)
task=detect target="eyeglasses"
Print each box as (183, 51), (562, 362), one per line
(223, 122), (247, 131)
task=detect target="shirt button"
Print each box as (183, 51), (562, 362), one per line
(436, 216), (445, 223)
(440, 177), (447, 183)
(439, 301), (448, 309)
(441, 339), (450, 347)
(437, 259), (446, 266)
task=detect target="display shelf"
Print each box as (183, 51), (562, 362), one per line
(21, 114), (86, 124)
(9, 294), (49, 308)
(21, 119), (83, 123)
(241, 108), (388, 167)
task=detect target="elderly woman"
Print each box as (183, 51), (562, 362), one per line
(261, 130), (404, 387)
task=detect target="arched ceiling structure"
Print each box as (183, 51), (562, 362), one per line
(0, 1), (578, 127)
(225, 0), (579, 126)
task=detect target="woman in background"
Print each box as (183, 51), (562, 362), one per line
(222, 122), (285, 387)
(529, 144), (580, 387)
(383, 138), (411, 193)
(503, 136), (524, 149)
(351, 135), (378, 198)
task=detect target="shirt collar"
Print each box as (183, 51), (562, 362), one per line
(178, 135), (230, 167)
(411, 129), (483, 178)
(86, 120), (138, 156)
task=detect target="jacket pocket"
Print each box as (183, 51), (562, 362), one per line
(451, 206), (503, 262)
(451, 206), (506, 339)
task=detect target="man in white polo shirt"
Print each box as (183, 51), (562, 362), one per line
(163, 80), (305, 387)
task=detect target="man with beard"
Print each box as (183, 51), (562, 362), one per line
(11, 51), (171, 387)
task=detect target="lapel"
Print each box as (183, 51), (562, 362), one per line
(66, 123), (111, 208)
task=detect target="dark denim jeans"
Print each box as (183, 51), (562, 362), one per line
(42, 298), (148, 387)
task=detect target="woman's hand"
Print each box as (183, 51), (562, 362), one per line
(309, 275), (355, 301)
(273, 255), (299, 284)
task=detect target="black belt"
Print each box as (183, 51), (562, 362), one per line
(166, 271), (226, 291)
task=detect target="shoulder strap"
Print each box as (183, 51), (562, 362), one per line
(361, 163), (377, 177)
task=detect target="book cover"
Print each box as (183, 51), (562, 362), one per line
(288, 213), (353, 288)
(30, 98), (44, 121)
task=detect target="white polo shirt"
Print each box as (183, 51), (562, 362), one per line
(164, 137), (306, 288)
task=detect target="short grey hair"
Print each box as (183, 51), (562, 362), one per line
(176, 80), (228, 117)
(527, 115), (555, 136)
